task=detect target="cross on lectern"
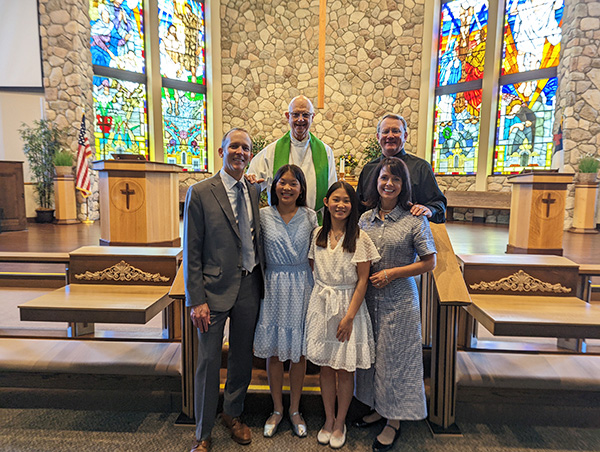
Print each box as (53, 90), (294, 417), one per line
(120, 183), (135, 210)
(541, 192), (556, 217)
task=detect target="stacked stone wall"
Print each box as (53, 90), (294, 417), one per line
(555, 0), (600, 229)
(220, 0), (425, 168)
(39, 0), (98, 221)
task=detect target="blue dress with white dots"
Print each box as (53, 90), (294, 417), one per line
(253, 206), (318, 363)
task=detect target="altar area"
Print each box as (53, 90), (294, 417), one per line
(1, 220), (599, 426)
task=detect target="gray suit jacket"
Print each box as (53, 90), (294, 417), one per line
(183, 172), (264, 311)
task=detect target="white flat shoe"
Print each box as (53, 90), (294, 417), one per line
(263, 411), (282, 438)
(329, 425), (346, 449)
(317, 427), (332, 445)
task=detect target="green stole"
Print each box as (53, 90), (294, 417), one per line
(273, 131), (329, 216)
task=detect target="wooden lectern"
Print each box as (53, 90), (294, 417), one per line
(92, 160), (182, 246)
(54, 175), (78, 224)
(507, 172), (574, 255)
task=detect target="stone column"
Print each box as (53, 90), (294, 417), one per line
(555, 0), (600, 229)
(39, 0), (99, 221)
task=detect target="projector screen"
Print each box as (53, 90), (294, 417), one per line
(0, 0), (43, 89)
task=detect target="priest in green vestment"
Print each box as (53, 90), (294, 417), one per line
(247, 96), (337, 215)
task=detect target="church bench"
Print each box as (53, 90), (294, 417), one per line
(456, 351), (600, 425)
(0, 338), (182, 411)
(578, 263), (600, 303)
(0, 252), (70, 264)
(445, 190), (511, 222)
(0, 251), (71, 286)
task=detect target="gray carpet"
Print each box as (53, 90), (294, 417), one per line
(2, 394), (600, 452)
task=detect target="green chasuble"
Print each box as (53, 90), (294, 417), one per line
(273, 131), (329, 214)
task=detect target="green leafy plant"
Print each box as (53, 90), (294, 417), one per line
(19, 120), (67, 210)
(252, 135), (267, 157)
(250, 134), (269, 207)
(53, 150), (74, 167)
(578, 153), (599, 173)
(363, 137), (381, 163)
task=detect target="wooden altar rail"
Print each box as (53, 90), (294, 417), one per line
(427, 222), (472, 434)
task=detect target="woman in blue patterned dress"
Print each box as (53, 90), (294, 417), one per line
(354, 157), (437, 452)
(253, 164), (318, 438)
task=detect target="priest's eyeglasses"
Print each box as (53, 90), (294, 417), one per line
(289, 112), (313, 119)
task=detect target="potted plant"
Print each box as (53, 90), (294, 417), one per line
(19, 120), (67, 223)
(53, 150), (74, 176)
(577, 153), (599, 184)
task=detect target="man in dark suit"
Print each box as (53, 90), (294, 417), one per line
(184, 128), (264, 452)
(356, 114), (447, 223)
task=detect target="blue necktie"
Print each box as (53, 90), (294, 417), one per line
(235, 181), (255, 272)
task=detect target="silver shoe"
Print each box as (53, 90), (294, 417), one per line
(289, 411), (307, 437)
(263, 411), (282, 438)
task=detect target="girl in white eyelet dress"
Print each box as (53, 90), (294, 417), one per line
(303, 181), (380, 448)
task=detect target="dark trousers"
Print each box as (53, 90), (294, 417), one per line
(194, 269), (261, 441)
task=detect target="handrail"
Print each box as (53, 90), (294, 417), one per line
(0, 251), (70, 264)
(429, 223), (472, 306)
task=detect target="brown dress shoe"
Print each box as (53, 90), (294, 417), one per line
(221, 413), (252, 445)
(190, 438), (211, 452)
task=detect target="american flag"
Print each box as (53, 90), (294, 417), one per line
(76, 114), (92, 198)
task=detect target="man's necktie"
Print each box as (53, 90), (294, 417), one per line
(235, 181), (255, 272)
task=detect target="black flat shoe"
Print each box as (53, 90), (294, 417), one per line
(372, 423), (401, 452)
(352, 410), (383, 428)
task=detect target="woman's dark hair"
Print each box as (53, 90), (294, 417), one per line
(270, 164), (307, 207)
(316, 181), (360, 253)
(362, 157), (412, 211)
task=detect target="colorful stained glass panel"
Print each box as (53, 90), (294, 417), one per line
(162, 88), (207, 171)
(89, 0), (145, 73)
(432, 89), (482, 174)
(502, 0), (563, 75)
(92, 75), (148, 160)
(158, 0), (206, 84)
(493, 77), (557, 174)
(437, 0), (489, 87)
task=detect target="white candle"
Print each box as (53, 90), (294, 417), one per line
(340, 156), (345, 174)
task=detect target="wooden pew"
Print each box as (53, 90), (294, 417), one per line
(0, 251), (71, 285)
(445, 190), (511, 222)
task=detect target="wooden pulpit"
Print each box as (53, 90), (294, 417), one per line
(506, 172), (574, 255)
(92, 160), (182, 246)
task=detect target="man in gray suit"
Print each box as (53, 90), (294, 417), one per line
(184, 128), (264, 452)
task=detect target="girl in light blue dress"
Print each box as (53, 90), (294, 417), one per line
(253, 164), (318, 438)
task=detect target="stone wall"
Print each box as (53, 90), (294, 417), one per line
(220, 0), (425, 166)
(39, 0), (99, 221)
(555, 0), (600, 229)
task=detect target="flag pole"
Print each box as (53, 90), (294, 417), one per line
(82, 196), (94, 225)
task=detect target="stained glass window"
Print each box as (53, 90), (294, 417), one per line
(432, 89), (482, 174)
(92, 75), (148, 160)
(162, 88), (207, 171)
(437, 0), (489, 87)
(158, 0), (206, 84)
(89, 0), (145, 73)
(494, 77), (557, 174)
(501, 0), (563, 75)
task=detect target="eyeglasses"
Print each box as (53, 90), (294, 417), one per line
(289, 112), (313, 120)
(380, 128), (403, 135)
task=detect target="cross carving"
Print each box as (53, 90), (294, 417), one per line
(120, 183), (136, 210)
(541, 192), (556, 218)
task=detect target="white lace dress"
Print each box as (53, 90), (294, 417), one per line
(304, 228), (380, 372)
